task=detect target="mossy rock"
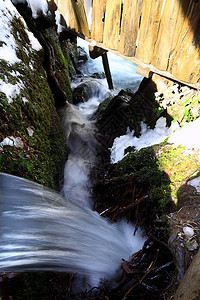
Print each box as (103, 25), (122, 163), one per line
(0, 14), (68, 189)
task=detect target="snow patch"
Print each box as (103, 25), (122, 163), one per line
(22, 97), (29, 104)
(0, 0), (21, 64)
(110, 117), (178, 164)
(27, 31), (42, 51)
(188, 176), (200, 193)
(0, 136), (24, 151)
(27, 127), (34, 137)
(0, 79), (24, 104)
(12, 0), (48, 18)
(55, 9), (65, 34)
(168, 118), (200, 150)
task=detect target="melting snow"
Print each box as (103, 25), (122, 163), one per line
(0, 79), (24, 104)
(110, 117), (200, 164)
(110, 117), (178, 164)
(12, 0), (48, 18)
(27, 31), (42, 51)
(0, 136), (23, 151)
(0, 0), (21, 64)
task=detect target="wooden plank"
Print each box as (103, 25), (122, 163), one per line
(70, 0), (90, 37)
(103, 0), (122, 50)
(152, 0), (190, 71)
(118, 0), (143, 56)
(135, 0), (164, 64)
(136, 65), (153, 78)
(54, 0), (79, 32)
(91, 0), (106, 42)
(168, 1), (200, 84)
(85, 37), (200, 89)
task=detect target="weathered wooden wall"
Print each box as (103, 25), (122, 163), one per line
(53, 0), (200, 86)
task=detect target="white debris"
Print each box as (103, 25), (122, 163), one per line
(0, 136), (24, 150)
(188, 176), (200, 193)
(27, 127), (34, 137)
(183, 226), (194, 238)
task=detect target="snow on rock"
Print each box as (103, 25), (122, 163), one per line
(0, 0), (21, 64)
(0, 136), (24, 151)
(55, 9), (65, 34)
(110, 114), (200, 164)
(0, 79), (24, 104)
(168, 117), (200, 150)
(27, 31), (42, 51)
(110, 117), (178, 164)
(188, 176), (200, 193)
(12, 0), (48, 18)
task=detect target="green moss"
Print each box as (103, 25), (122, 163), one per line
(0, 16), (68, 189)
(112, 147), (172, 214)
(96, 97), (113, 114)
(157, 145), (200, 203)
(44, 27), (73, 103)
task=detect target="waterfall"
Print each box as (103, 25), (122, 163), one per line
(0, 173), (144, 286)
(0, 43), (145, 288)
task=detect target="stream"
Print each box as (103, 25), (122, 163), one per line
(0, 40), (145, 289)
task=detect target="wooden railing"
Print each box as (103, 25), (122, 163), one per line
(52, 0), (200, 88)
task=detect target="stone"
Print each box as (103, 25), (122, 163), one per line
(175, 249), (200, 299)
(183, 226), (194, 238)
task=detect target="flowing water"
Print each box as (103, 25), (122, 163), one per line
(0, 42), (145, 287)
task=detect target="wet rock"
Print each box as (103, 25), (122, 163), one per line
(91, 72), (106, 79)
(96, 88), (166, 147)
(77, 46), (88, 63)
(183, 226), (194, 238)
(139, 74), (199, 124)
(72, 78), (110, 104)
(175, 249), (200, 299)
(72, 86), (88, 104)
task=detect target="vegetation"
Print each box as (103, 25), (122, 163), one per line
(0, 17), (72, 189)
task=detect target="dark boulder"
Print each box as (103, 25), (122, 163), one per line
(95, 88), (166, 148)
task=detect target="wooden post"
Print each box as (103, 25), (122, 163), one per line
(102, 52), (114, 90)
(89, 45), (114, 90)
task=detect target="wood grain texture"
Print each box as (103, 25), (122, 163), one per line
(151, 0), (190, 71)
(135, 0), (163, 64)
(91, 0), (106, 42)
(103, 0), (122, 50)
(168, 1), (200, 83)
(118, 0), (143, 56)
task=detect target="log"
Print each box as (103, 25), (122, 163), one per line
(136, 65), (153, 78)
(175, 249), (200, 299)
(54, 0), (79, 32)
(70, 0), (90, 37)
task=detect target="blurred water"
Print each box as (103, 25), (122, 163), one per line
(0, 173), (145, 286)
(77, 38), (143, 91)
